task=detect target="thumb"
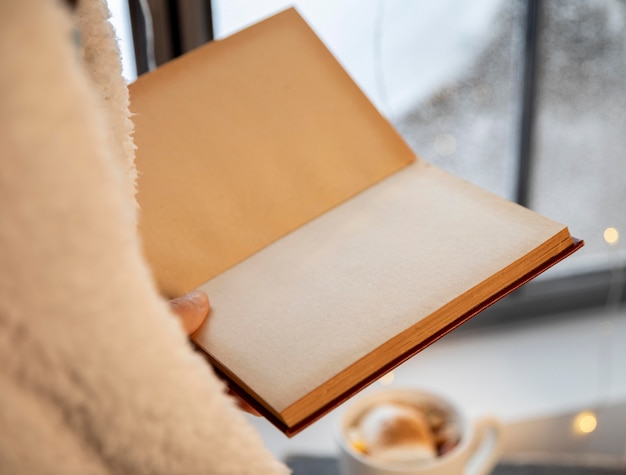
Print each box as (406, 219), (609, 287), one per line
(168, 290), (211, 335)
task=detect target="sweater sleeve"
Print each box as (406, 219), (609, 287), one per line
(0, 1), (289, 474)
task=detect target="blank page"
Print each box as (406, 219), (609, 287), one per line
(192, 162), (567, 412)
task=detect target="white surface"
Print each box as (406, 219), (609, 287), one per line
(245, 306), (626, 460)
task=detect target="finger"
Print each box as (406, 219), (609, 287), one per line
(168, 290), (211, 335)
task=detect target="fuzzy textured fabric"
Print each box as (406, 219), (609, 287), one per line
(0, 1), (289, 474)
(75, 0), (138, 215)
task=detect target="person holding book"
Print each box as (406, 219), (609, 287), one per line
(0, 1), (288, 473)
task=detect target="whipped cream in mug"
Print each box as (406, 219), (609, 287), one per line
(345, 400), (460, 464)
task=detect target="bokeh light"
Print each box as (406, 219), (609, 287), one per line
(573, 411), (597, 434)
(604, 227), (619, 245)
(434, 133), (457, 157)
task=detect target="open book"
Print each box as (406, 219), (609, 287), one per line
(129, 8), (582, 436)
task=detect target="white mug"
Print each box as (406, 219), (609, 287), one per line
(336, 388), (503, 475)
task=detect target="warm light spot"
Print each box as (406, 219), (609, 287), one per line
(434, 133), (457, 156)
(573, 411), (597, 434)
(604, 227), (619, 245)
(379, 371), (395, 386)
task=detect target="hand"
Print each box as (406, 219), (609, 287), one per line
(168, 290), (260, 416)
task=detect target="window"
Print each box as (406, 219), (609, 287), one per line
(106, 0), (137, 81)
(123, 0), (626, 321)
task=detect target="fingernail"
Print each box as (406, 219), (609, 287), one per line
(186, 290), (208, 307)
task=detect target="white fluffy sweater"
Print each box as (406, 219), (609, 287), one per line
(0, 1), (289, 473)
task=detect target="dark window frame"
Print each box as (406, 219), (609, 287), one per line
(129, 0), (214, 75)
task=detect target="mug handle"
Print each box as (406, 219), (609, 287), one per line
(463, 417), (504, 475)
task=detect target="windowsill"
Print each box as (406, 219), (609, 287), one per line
(245, 305), (626, 460)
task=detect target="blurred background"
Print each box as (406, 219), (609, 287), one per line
(106, 0), (626, 470)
